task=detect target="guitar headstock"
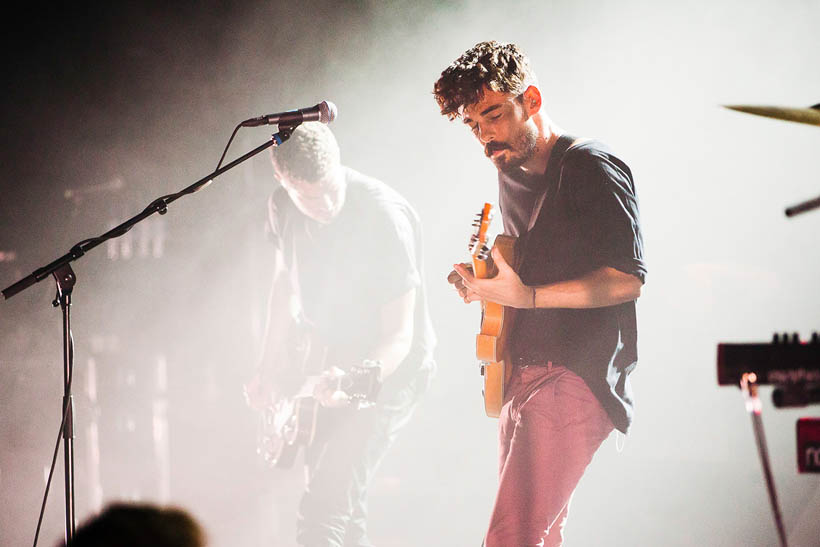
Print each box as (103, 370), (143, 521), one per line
(469, 203), (493, 262)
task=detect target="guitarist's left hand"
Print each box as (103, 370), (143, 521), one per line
(453, 247), (534, 309)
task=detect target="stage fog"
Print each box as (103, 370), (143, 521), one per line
(1, 1), (818, 545)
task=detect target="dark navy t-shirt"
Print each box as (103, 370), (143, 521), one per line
(498, 139), (646, 433)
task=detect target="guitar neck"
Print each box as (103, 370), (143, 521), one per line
(472, 234), (517, 280)
(472, 255), (494, 279)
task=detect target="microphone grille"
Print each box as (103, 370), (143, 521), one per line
(318, 101), (338, 124)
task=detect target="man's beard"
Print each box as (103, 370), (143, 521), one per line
(487, 125), (538, 174)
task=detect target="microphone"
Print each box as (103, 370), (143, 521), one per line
(241, 101), (337, 127)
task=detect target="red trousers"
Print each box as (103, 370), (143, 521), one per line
(484, 364), (614, 547)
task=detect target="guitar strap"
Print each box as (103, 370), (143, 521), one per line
(524, 134), (588, 234)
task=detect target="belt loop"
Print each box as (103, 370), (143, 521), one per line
(547, 360), (553, 372)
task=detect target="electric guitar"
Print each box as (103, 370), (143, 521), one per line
(469, 203), (519, 418)
(257, 362), (382, 468)
(255, 324), (382, 468)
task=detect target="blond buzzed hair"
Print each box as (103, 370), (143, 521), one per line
(270, 123), (341, 183)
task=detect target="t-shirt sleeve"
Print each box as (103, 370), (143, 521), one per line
(564, 149), (647, 283)
(364, 201), (422, 304)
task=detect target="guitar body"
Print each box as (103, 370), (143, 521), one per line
(474, 234), (518, 418)
(260, 394), (319, 468)
(257, 355), (382, 469)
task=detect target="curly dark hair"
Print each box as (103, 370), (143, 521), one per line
(433, 41), (537, 120)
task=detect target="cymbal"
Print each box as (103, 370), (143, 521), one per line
(723, 103), (820, 126)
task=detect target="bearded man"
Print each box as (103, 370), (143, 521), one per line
(435, 41), (646, 546)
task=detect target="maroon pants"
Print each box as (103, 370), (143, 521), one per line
(484, 364), (614, 547)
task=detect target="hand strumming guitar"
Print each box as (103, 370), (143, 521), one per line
(451, 247), (534, 309)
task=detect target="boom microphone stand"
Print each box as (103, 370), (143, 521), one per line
(3, 124), (298, 545)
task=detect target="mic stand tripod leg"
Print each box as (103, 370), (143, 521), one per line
(740, 373), (788, 547)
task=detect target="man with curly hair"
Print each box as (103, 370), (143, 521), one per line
(436, 41), (646, 546)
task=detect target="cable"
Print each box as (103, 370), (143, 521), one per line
(56, 122), (245, 263)
(214, 122), (243, 173)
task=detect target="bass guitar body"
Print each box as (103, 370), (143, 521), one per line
(257, 337), (383, 469)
